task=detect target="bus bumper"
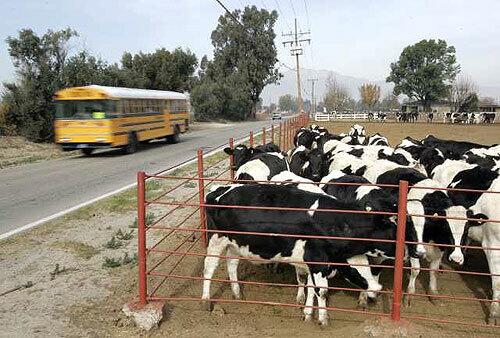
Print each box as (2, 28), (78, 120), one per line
(59, 142), (112, 151)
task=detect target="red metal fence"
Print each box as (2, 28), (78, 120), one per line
(134, 114), (500, 331)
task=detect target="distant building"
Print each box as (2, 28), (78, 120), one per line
(478, 103), (500, 113)
(401, 100), (453, 114)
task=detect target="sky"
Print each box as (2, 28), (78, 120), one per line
(1, 0), (500, 91)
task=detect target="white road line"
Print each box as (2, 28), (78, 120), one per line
(0, 124), (275, 241)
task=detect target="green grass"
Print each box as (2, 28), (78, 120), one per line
(102, 252), (137, 268)
(104, 236), (123, 249)
(130, 212), (155, 228)
(115, 229), (134, 240)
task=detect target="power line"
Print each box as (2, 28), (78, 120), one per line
(303, 0), (310, 30)
(289, 0), (296, 17)
(274, 0), (292, 32)
(213, 0), (245, 27)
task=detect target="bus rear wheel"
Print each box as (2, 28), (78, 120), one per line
(166, 125), (180, 144)
(81, 148), (93, 156)
(124, 132), (138, 154)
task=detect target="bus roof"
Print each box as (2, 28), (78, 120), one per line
(54, 85), (188, 100)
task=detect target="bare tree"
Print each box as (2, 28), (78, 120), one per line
(449, 76), (478, 112)
(324, 75), (353, 112)
(379, 92), (400, 111)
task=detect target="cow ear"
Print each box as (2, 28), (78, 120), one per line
(224, 147), (233, 155)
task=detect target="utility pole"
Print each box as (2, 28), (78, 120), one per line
(308, 78), (318, 116)
(283, 18), (310, 114)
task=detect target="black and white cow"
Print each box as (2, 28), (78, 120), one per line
(396, 137), (426, 161)
(481, 112), (496, 124)
(203, 184), (417, 325)
(271, 171), (326, 195)
(466, 176), (500, 324)
(367, 133), (389, 146)
(289, 146), (329, 182)
(402, 179), (470, 304)
(235, 152), (289, 182)
(349, 124), (366, 137)
(422, 135), (491, 158)
(224, 143), (282, 170)
(320, 172), (468, 304)
(462, 145), (500, 170)
(294, 128), (316, 149)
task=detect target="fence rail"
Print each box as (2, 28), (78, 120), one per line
(133, 113), (500, 330)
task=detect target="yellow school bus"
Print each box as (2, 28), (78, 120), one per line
(53, 85), (190, 155)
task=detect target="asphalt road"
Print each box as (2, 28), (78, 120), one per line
(0, 119), (276, 236)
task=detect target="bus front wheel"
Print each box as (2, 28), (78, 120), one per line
(81, 148), (93, 156)
(166, 125), (180, 144)
(124, 133), (138, 154)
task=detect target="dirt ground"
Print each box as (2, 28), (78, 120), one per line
(1, 121), (499, 337)
(318, 120), (500, 146)
(0, 136), (76, 169)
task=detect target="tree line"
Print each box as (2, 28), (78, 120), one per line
(0, 5), (280, 142)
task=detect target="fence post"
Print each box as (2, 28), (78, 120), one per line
(262, 127), (266, 145)
(249, 131), (254, 147)
(284, 121), (288, 151)
(278, 123), (282, 148)
(229, 138), (235, 182)
(197, 149), (207, 247)
(271, 125), (274, 144)
(391, 180), (409, 321)
(137, 171), (147, 306)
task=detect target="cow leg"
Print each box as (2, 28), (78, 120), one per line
(483, 226), (500, 325)
(296, 268), (307, 304)
(226, 247), (241, 300)
(303, 274), (315, 322)
(404, 257), (420, 307)
(429, 251), (443, 295)
(428, 250), (444, 305)
(201, 234), (228, 311)
(312, 272), (330, 326)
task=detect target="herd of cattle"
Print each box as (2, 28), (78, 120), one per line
(396, 111), (497, 124)
(200, 124), (500, 326)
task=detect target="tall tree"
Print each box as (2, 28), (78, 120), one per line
(119, 48), (197, 91)
(323, 75), (353, 112)
(387, 39), (460, 111)
(2, 28), (78, 141)
(191, 6), (280, 121)
(359, 83), (381, 110)
(278, 94), (297, 112)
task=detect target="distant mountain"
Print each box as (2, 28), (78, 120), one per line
(260, 68), (393, 105)
(260, 68), (500, 105)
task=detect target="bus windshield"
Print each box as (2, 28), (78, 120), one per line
(55, 100), (117, 119)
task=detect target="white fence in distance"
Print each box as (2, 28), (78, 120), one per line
(314, 112), (387, 121)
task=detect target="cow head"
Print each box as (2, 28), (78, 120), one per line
(349, 124), (366, 137)
(306, 149), (329, 182)
(444, 206), (469, 265)
(224, 144), (255, 170)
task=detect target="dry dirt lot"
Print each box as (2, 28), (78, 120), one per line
(0, 122), (499, 337)
(0, 136), (76, 169)
(318, 120), (499, 146)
